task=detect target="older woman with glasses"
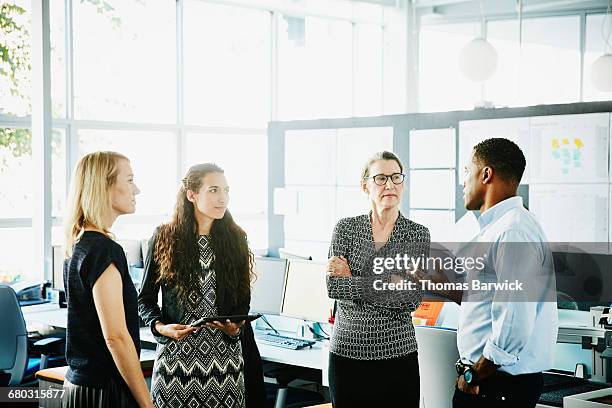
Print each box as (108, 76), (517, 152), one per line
(326, 151), (430, 408)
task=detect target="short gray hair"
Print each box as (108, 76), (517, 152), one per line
(360, 151), (404, 180)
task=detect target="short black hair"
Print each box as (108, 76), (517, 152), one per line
(473, 138), (526, 184)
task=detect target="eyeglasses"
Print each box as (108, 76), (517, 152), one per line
(366, 173), (405, 186)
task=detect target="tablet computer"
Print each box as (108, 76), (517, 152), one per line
(190, 313), (262, 327)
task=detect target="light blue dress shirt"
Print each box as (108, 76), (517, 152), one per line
(457, 196), (558, 375)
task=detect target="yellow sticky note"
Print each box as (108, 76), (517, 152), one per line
(562, 138), (569, 145)
(552, 139), (560, 149)
(574, 138), (584, 148)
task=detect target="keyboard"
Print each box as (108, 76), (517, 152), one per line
(257, 332), (316, 350)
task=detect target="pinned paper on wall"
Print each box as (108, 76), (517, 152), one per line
(459, 117), (531, 184)
(530, 113), (609, 183)
(549, 136), (585, 175)
(409, 128), (456, 169)
(529, 184), (609, 254)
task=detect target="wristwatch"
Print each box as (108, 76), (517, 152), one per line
(463, 366), (477, 385)
(455, 359), (478, 385)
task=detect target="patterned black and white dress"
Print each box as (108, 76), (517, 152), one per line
(151, 235), (245, 408)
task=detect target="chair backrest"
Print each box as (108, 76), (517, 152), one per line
(0, 285), (28, 385)
(415, 326), (459, 408)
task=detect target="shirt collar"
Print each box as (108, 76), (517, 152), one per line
(477, 196), (523, 230)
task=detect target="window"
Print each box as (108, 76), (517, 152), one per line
(52, 128), (66, 218)
(185, 133), (268, 249)
(50, 0), (66, 118)
(354, 23), (383, 116)
(0, 0), (31, 117)
(0, 128), (33, 217)
(487, 16), (580, 107)
(383, 14), (407, 114)
(184, 1), (270, 127)
(0, 126), (65, 283)
(0, 228), (34, 284)
(584, 14), (612, 102)
(485, 19), (520, 107)
(78, 129), (178, 217)
(419, 22), (481, 112)
(72, 0), (176, 123)
(519, 16), (580, 105)
(278, 16), (352, 119)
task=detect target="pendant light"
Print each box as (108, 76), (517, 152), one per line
(591, 0), (612, 92)
(458, 0), (498, 82)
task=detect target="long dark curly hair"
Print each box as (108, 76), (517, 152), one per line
(153, 163), (254, 306)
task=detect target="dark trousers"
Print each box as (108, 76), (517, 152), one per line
(328, 351), (420, 408)
(240, 324), (266, 408)
(452, 371), (543, 408)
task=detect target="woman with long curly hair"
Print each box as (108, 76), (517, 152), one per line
(138, 163), (255, 408)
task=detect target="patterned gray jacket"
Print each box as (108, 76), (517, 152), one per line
(327, 212), (430, 360)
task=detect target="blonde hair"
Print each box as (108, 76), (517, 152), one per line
(64, 151), (129, 257)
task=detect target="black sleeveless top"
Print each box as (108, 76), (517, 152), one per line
(63, 231), (140, 387)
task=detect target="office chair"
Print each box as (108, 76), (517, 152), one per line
(0, 285), (64, 386)
(414, 326), (459, 408)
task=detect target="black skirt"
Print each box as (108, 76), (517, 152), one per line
(328, 351), (420, 408)
(62, 377), (138, 408)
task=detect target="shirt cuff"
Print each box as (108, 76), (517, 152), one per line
(483, 339), (518, 367)
(150, 319), (169, 344)
(224, 329), (241, 343)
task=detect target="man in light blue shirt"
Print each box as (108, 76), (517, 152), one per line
(453, 138), (558, 408)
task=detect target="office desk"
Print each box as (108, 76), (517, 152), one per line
(25, 307), (331, 386)
(22, 303), (68, 329)
(141, 327), (331, 386)
(254, 330), (329, 387)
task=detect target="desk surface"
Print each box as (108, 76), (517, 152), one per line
(24, 306), (330, 384)
(22, 303), (67, 329)
(140, 326), (328, 371)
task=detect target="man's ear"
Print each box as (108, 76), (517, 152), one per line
(482, 166), (493, 184)
(186, 190), (197, 203)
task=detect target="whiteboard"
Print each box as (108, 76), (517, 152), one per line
(530, 113), (609, 184)
(459, 117), (531, 184)
(409, 128), (456, 169)
(529, 184), (609, 254)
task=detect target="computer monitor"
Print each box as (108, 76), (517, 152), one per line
(281, 259), (334, 323)
(250, 257), (288, 315)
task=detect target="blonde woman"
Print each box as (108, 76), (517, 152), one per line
(62, 151), (152, 408)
